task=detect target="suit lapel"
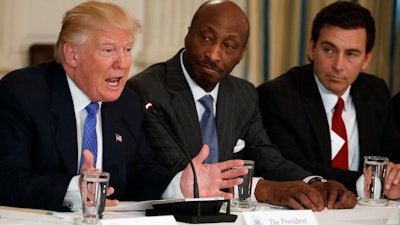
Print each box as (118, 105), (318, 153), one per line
(350, 81), (374, 170)
(165, 53), (203, 157)
(300, 65), (332, 165)
(216, 79), (237, 161)
(101, 102), (126, 190)
(48, 63), (79, 174)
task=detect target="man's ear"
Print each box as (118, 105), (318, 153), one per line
(307, 38), (316, 62)
(184, 27), (191, 48)
(63, 43), (78, 67)
(361, 50), (373, 71)
(238, 46), (247, 64)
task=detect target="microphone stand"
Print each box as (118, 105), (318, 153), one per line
(145, 102), (199, 198)
(144, 102), (237, 223)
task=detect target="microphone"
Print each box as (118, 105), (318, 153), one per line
(144, 102), (237, 224)
(144, 102), (199, 198)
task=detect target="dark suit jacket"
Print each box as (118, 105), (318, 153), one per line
(0, 60), (174, 211)
(126, 49), (312, 182)
(257, 64), (400, 193)
(392, 92), (400, 130)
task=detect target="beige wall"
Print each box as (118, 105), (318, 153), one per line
(0, 0), (144, 78)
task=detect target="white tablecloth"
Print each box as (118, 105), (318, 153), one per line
(0, 201), (399, 225)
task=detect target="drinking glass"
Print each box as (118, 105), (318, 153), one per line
(75, 171), (109, 224)
(230, 160), (254, 211)
(358, 156), (389, 207)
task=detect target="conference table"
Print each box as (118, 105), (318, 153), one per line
(0, 200), (399, 225)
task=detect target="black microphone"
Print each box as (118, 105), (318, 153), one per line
(144, 101), (237, 224)
(144, 102), (199, 198)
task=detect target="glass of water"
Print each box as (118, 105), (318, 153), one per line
(358, 156), (389, 207)
(230, 160), (254, 211)
(75, 171), (109, 224)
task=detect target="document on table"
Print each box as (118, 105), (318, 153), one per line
(106, 200), (154, 211)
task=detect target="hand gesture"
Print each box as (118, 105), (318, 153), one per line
(180, 145), (247, 199)
(80, 150), (119, 207)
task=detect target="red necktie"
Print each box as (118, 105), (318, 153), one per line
(331, 97), (348, 170)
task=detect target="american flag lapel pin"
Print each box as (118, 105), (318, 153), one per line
(115, 133), (123, 143)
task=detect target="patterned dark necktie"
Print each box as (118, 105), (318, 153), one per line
(199, 95), (218, 163)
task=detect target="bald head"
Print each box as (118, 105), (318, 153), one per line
(190, 0), (249, 47)
(183, 0), (249, 91)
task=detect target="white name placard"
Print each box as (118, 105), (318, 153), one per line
(101, 215), (177, 225)
(235, 210), (318, 225)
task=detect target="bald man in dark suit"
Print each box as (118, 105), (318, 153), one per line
(127, 0), (356, 210)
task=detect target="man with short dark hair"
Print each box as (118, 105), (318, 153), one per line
(257, 1), (400, 198)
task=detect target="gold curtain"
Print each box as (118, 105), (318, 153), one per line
(247, 0), (264, 86)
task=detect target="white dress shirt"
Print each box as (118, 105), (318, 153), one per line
(63, 75), (104, 211)
(62, 74), (183, 211)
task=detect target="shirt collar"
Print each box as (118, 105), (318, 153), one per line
(314, 73), (351, 113)
(66, 74), (102, 113)
(180, 49), (219, 102)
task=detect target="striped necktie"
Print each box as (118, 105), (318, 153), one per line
(199, 95), (219, 163)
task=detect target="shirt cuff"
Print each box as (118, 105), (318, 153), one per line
(62, 175), (82, 212)
(162, 171), (184, 199)
(251, 177), (262, 202)
(356, 174), (364, 198)
(303, 175), (324, 184)
(162, 174), (262, 202)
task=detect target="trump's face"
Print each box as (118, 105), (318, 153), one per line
(67, 27), (134, 102)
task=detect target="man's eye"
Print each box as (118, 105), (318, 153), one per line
(202, 36), (211, 41)
(323, 48), (332, 53)
(347, 52), (359, 58)
(224, 43), (235, 49)
(124, 48), (132, 55)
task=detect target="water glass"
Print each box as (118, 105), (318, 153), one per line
(76, 171), (109, 224)
(231, 160), (254, 211)
(358, 156), (389, 207)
